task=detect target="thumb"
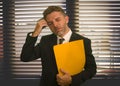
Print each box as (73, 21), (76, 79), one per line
(59, 69), (68, 75)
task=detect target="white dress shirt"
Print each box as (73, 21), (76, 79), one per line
(57, 29), (72, 44)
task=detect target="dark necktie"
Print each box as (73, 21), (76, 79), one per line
(59, 38), (64, 44)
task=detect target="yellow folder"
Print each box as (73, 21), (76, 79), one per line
(53, 40), (86, 76)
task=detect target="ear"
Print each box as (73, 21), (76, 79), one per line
(65, 15), (69, 24)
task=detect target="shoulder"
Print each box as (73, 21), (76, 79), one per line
(42, 33), (56, 38)
(71, 32), (90, 41)
(41, 33), (56, 40)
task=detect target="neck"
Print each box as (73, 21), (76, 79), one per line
(59, 27), (70, 38)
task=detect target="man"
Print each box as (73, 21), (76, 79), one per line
(20, 6), (97, 86)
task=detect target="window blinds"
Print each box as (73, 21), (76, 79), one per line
(75, 0), (120, 79)
(0, 0), (3, 78)
(12, 0), (66, 79)
(0, 0), (120, 80)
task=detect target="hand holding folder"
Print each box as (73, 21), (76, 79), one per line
(53, 40), (86, 75)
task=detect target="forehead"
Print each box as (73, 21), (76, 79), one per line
(46, 11), (64, 21)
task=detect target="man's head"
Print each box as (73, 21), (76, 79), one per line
(43, 6), (66, 20)
(43, 6), (70, 37)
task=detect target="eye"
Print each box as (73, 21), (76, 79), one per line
(47, 22), (53, 26)
(56, 18), (61, 22)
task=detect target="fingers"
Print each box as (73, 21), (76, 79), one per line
(37, 17), (44, 22)
(56, 74), (63, 85)
(37, 18), (48, 28)
(56, 69), (72, 86)
(60, 69), (69, 75)
(32, 18), (47, 37)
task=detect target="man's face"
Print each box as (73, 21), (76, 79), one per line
(46, 11), (69, 37)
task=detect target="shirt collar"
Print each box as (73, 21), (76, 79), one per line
(63, 29), (72, 42)
(57, 29), (72, 43)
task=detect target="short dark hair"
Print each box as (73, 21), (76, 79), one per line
(43, 6), (66, 19)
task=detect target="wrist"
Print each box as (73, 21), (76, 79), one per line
(32, 31), (40, 37)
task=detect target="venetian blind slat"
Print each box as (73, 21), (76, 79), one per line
(12, 0), (66, 79)
(75, 0), (120, 79)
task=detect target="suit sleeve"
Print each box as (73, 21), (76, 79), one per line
(20, 32), (41, 62)
(71, 39), (97, 86)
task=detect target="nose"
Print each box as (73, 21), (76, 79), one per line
(53, 21), (58, 27)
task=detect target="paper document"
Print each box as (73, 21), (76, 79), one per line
(53, 40), (85, 75)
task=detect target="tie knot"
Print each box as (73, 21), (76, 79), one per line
(59, 38), (64, 44)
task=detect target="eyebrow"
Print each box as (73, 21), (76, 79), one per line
(47, 16), (61, 22)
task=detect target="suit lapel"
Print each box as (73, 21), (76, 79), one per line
(69, 32), (84, 42)
(50, 34), (57, 46)
(50, 33), (83, 45)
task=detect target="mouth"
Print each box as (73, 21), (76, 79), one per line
(57, 30), (64, 37)
(56, 28), (62, 33)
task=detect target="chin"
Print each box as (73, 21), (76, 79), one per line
(57, 32), (64, 37)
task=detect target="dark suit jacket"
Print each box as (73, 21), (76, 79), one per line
(20, 32), (97, 86)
